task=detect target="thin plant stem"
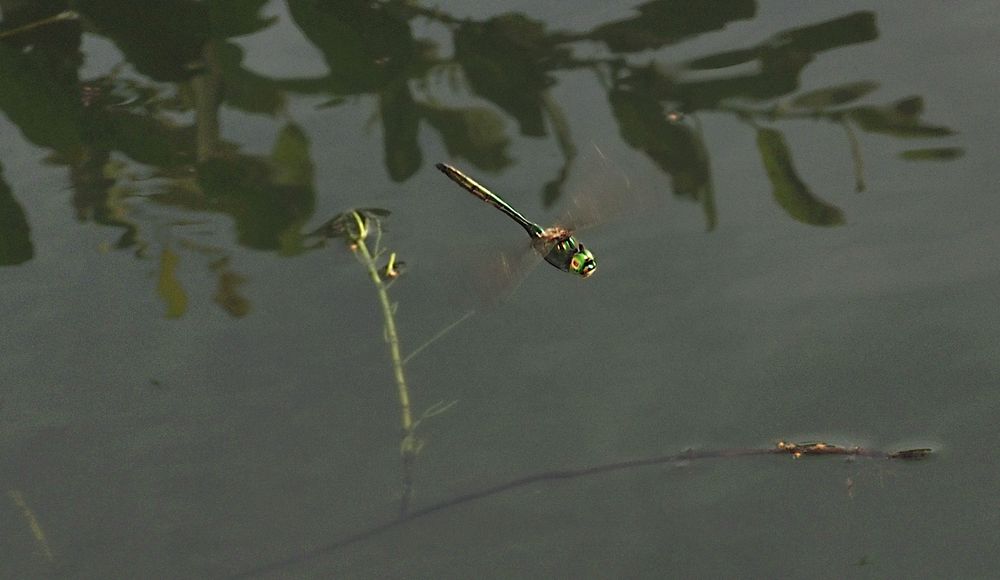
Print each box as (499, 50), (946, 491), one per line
(403, 310), (475, 366)
(348, 213), (416, 515)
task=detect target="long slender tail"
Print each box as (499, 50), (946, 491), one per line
(435, 163), (541, 237)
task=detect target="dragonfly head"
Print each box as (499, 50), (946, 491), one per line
(569, 245), (597, 278)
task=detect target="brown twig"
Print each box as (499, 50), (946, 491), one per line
(230, 440), (931, 578)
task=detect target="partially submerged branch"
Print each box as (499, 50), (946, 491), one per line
(231, 440), (931, 578)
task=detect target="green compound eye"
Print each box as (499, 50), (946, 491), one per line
(572, 247), (596, 278)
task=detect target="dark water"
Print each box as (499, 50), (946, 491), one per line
(1, 2), (996, 578)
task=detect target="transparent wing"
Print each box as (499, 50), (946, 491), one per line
(443, 232), (547, 311)
(468, 239), (543, 308)
(551, 143), (646, 233)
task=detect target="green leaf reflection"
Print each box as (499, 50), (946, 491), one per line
(0, 43), (83, 153)
(900, 148), (965, 161)
(0, 163), (33, 266)
(157, 247), (188, 318)
(453, 14), (561, 137)
(848, 97), (955, 138)
(791, 81), (879, 109)
(756, 128), (845, 226)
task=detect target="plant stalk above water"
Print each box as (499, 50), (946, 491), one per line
(345, 212), (417, 514)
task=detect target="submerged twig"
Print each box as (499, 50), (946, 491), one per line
(230, 440), (931, 578)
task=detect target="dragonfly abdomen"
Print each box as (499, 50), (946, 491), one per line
(436, 163), (541, 237)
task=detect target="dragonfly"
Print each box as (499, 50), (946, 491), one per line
(435, 163), (598, 278)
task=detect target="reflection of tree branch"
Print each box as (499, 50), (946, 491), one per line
(190, 40), (223, 162)
(542, 90), (576, 163)
(0, 9), (78, 40)
(2, 2), (961, 234)
(259, 4), (956, 219)
(841, 120), (866, 193)
(230, 440), (931, 578)
(689, 115), (717, 230)
(717, 96), (951, 202)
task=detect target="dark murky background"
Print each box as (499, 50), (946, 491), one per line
(1, 1), (996, 577)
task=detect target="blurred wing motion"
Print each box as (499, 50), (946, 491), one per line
(553, 143), (643, 233)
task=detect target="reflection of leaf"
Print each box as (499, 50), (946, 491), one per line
(791, 81), (879, 109)
(848, 97), (954, 138)
(67, 152), (143, 251)
(580, 0), (756, 53)
(157, 248), (188, 318)
(0, 44), (83, 153)
(0, 163), (33, 266)
(79, 0), (209, 82)
(286, 0), (417, 94)
(609, 89), (710, 200)
(675, 12), (878, 107)
(756, 128), (844, 226)
(900, 147), (965, 161)
(453, 14), (560, 137)
(155, 148), (316, 251)
(767, 11), (877, 56)
(271, 123), (313, 187)
(213, 267), (250, 318)
(685, 47), (759, 70)
(206, 0), (275, 38)
(380, 82), (421, 181)
(94, 109), (196, 168)
(216, 42), (286, 115)
(421, 104), (512, 171)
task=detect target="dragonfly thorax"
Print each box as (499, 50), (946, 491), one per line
(535, 227), (597, 278)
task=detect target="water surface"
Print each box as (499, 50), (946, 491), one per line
(1, 2), (996, 577)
